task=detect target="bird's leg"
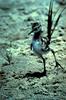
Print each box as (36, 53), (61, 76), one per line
(50, 48), (63, 69)
(40, 55), (46, 75)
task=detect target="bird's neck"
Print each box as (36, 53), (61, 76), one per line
(33, 32), (41, 40)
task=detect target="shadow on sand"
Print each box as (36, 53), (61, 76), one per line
(23, 71), (46, 78)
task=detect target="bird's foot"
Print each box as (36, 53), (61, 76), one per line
(55, 61), (64, 70)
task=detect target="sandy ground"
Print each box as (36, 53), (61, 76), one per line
(0, 0), (66, 100)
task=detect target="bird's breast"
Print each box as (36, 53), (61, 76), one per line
(32, 40), (49, 56)
(32, 40), (44, 55)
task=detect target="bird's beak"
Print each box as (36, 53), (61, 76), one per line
(28, 30), (33, 35)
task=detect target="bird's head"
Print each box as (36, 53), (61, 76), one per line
(31, 22), (43, 40)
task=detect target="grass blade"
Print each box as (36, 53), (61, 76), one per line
(51, 7), (66, 35)
(47, 0), (53, 44)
